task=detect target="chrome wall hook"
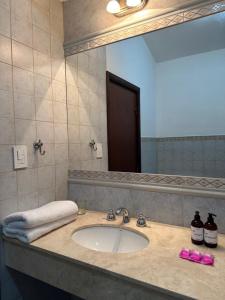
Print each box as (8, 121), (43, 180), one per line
(89, 139), (97, 151)
(33, 139), (46, 156)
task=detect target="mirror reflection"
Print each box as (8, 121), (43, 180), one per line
(66, 11), (225, 178)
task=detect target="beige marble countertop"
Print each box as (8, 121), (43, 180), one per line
(13, 211), (225, 299)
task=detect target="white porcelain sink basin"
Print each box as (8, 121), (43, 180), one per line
(72, 226), (149, 253)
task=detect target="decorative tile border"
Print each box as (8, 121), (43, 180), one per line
(69, 170), (225, 191)
(64, 0), (225, 56)
(142, 135), (225, 142)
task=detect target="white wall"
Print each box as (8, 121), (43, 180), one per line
(106, 37), (156, 137)
(156, 48), (225, 137)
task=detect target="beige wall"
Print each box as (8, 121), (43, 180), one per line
(63, 0), (207, 44)
(66, 47), (108, 171)
(0, 0), (67, 221)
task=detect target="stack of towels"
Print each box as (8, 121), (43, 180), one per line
(3, 200), (78, 243)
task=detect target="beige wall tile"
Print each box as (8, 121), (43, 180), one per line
(17, 168), (38, 195)
(0, 0), (10, 10)
(67, 105), (79, 125)
(0, 90), (13, 118)
(36, 121), (54, 143)
(13, 67), (34, 95)
(68, 125), (79, 143)
(11, 0), (32, 23)
(81, 160), (93, 171)
(55, 163), (68, 200)
(37, 165), (55, 190)
(33, 26), (51, 55)
(0, 198), (18, 220)
(52, 80), (66, 102)
(34, 74), (52, 100)
(33, 0), (50, 11)
(0, 145), (14, 172)
(35, 98), (53, 122)
(54, 123), (68, 143)
(50, 11), (64, 41)
(69, 143), (81, 162)
(55, 143), (68, 164)
(50, 0), (63, 20)
(69, 159), (81, 170)
(51, 36), (64, 59)
(79, 125), (90, 143)
(11, 14), (33, 47)
(0, 62), (12, 91)
(0, 5), (10, 37)
(67, 84), (79, 106)
(15, 119), (36, 144)
(0, 0), (67, 235)
(0, 172), (17, 201)
(38, 188), (55, 206)
(66, 64), (77, 86)
(12, 40), (34, 72)
(53, 102), (67, 123)
(79, 106), (90, 126)
(18, 191), (39, 210)
(32, 2), (50, 32)
(37, 143), (55, 167)
(14, 93), (35, 120)
(80, 143), (93, 161)
(27, 144), (38, 168)
(0, 34), (11, 64)
(0, 118), (14, 144)
(51, 58), (66, 82)
(67, 48), (108, 171)
(34, 50), (51, 78)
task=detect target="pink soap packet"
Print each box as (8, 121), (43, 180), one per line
(179, 248), (214, 266)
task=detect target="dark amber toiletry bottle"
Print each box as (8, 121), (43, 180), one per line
(191, 211), (204, 245)
(204, 213), (218, 248)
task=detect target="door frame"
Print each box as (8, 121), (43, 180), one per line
(106, 71), (141, 173)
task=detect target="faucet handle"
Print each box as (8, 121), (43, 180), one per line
(106, 209), (116, 221)
(136, 213), (150, 227)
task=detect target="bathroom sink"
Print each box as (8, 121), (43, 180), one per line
(72, 225), (149, 253)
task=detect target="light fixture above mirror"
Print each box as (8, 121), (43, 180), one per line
(106, 0), (148, 17)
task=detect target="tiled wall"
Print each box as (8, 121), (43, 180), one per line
(66, 48), (108, 172)
(141, 138), (157, 173)
(69, 182), (225, 234)
(0, 1), (68, 299)
(141, 136), (225, 178)
(0, 0), (68, 219)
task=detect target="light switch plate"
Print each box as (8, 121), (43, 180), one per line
(13, 145), (28, 169)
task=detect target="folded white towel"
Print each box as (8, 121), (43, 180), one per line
(3, 214), (76, 243)
(3, 201), (78, 229)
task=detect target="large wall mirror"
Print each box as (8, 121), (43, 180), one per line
(66, 11), (225, 180)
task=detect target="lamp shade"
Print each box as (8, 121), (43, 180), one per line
(126, 0), (142, 7)
(106, 0), (121, 14)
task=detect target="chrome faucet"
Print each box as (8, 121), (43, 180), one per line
(116, 207), (130, 224)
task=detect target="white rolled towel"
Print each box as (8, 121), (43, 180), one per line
(3, 201), (78, 229)
(3, 214), (76, 243)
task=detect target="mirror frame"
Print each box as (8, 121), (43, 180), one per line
(66, 0), (225, 195)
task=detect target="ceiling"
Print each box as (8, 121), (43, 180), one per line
(144, 12), (225, 62)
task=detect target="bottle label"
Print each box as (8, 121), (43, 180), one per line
(204, 229), (218, 244)
(191, 226), (203, 241)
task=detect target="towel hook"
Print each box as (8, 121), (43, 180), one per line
(89, 139), (97, 151)
(33, 139), (46, 156)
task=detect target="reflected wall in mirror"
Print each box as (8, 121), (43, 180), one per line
(66, 11), (225, 178)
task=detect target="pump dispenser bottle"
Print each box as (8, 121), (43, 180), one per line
(191, 211), (204, 245)
(204, 213), (218, 248)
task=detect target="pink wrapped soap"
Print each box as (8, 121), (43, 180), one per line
(179, 248), (214, 266)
